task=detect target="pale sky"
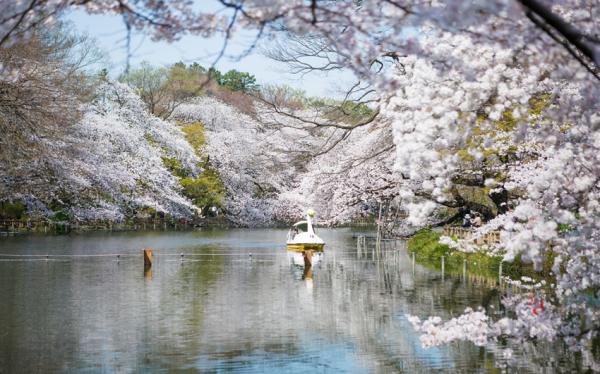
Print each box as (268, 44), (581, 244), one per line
(66, 8), (356, 98)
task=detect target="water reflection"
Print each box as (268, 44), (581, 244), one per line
(144, 265), (152, 280)
(302, 264), (313, 281)
(0, 229), (587, 373)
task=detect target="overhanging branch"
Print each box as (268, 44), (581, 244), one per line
(518, 0), (600, 79)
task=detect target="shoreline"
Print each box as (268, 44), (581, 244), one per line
(0, 219), (377, 236)
(0, 217), (231, 236)
(407, 228), (554, 283)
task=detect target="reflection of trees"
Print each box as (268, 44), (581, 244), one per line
(196, 233), (584, 372)
(194, 238), (501, 372)
(0, 242), (226, 372)
(65, 252), (226, 371)
(0, 230), (587, 372)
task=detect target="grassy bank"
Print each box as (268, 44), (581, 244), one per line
(406, 229), (552, 281)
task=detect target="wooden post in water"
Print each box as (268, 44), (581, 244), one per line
(376, 202), (383, 257)
(463, 259), (467, 281)
(359, 236), (363, 258)
(143, 248), (153, 268)
(303, 250), (313, 267)
(441, 256), (445, 280)
(362, 236), (366, 258)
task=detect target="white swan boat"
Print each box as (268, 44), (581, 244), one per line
(286, 209), (325, 266)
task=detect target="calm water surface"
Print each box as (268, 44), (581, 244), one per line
(0, 229), (584, 373)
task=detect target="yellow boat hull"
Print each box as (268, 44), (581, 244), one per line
(286, 243), (325, 252)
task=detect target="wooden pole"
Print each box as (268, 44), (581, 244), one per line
(499, 261), (503, 286)
(376, 202), (383, 256)
(302, 264), (313, 280)
(143, 248), (153, 268)
(441, 256), (445, 280)
(303, 250), (313, 267)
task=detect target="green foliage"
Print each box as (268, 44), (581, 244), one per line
(166, 62), (205, 97)
(181, 170), (225, 208)
(207, 67), (222, 83)
(407, 229), (515, 279)
(120, 61), (208, 118)
(219, 69), (259, 92)
(496, 110), (518, 132)
(407, 229), (555, 281)
(0, 201), (26, 219)
(188, 62), (206, 74)
(333, 101), (375, 124)
(122, 62), (263, 118)
(529, 93), (552, 116)
(180, 121), (206, 152)
(50, 210), (70, 222)
(407, 229), (452, 258)
(162, 156), (188, 178)
(457, 93), (552, 165)
(139, 206), (157, 216)
(178, 121), (226, 210)
(558, 223), (574, 233)
(306, 97), (375, 125)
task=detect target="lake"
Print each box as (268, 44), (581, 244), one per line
(0, 229), (584, 373)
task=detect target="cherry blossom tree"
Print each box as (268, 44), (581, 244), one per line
(172, 96), (319, 225)
(3, 80), (201, 221)
(2, 0), (600, 367)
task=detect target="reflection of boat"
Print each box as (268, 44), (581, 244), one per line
(286, 209), (325, 266)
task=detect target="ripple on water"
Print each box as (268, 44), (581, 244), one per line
(0, 228), (588, 373)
